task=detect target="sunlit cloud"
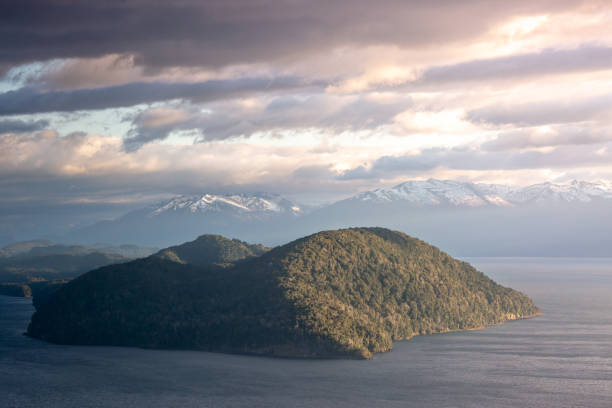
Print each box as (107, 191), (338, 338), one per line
(2, 0), (612, 228)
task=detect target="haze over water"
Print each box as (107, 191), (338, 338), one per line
(2, 258), (612, 408)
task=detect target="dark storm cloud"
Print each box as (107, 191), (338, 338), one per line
(0, 119), (49, 133)
(0, 76), (319, 115)
(420, 46), (612, 84)
(0, 0), (578, 71)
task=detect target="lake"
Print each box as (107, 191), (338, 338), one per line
(2, 258), (612, 407)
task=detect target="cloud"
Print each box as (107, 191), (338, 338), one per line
(339, 143), (612, 180)
(0, 1), (580, 72)
(0, 129), (349, 192)
(339, 153), (440, 179)
(0, 119), (49, 133)
(123, 94), (411, 150)
(36, 54), (144, 90)
(136, 107), (189, 128)
(420, 46), (612, 84)
(4, 0), (612, 243)
(482, 125), (612, 151)
(2, 122), (612, 241)
(0, 128), (379, 242)
(466, 93), (612, 126)
(291, 165), (338, 180)
(319, 46), (612, 95)
(0, 76), (321, 115)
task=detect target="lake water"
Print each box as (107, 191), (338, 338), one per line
(2, 258), (612, 407)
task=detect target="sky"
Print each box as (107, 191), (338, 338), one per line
(2, 0), (612, 233)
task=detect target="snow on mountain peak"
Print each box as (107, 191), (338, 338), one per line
(502, 180), (612, 204)
(148, 180), (611, 219)
(150, 193), (301, 217)
(355, 179), (489, 207)
(352, 179), (612, 207)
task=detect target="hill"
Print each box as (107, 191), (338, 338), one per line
(152, 234), (268, 267)
(0, 252), (130, 283)
(27, 228), (539, 359)
(0, 240), (55, 258)
(0, 240), (158, 283)
(0, 241), (157, 302)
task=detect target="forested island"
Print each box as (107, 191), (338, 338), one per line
(27, 228), (539, 359)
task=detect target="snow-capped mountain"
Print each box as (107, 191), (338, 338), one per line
(149, 193), (303, 217)
(354, 179), (497, 207)
(68, 192), (307, 248)
(497, 180), (612, 204)
(67, 179), (612, 255)
(351, 179), (612, 207)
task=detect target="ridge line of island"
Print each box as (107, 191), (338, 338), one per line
(25, 227), (540, 359)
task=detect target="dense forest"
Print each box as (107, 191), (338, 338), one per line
(152, 234), (268, 267)
(27, 228), (539, 359)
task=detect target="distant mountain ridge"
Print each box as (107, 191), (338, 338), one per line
(149, 193), (305, 218)
(351, 179), (612, 207)
(0, 240), (56, 258)
(0, 240), (157, 290)
(58, 178), (612, 256)
(311, 178), (612, 256)
(66, 192), (307, 248)
(145, 180), (612, 217)
(0, 241), (157, 260)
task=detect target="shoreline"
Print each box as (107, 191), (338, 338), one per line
(23, 310), (542, 361)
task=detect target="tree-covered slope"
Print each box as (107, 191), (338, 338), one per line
(27, 228), (539, 359)
(260, 228), (539, 357)
(0, 240), (156, 285)
(152, 234), (268, 267)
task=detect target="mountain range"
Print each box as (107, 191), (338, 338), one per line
(351, 179), (612, 207)
(150, 193), (305, 217)
(54, 179), (612, 256)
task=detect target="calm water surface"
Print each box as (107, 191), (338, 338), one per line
(2, 258), (612, 407)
